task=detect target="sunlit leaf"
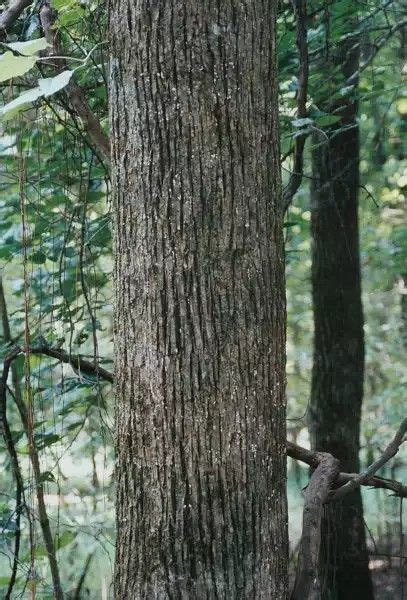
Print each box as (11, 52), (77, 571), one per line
(7, 37), (50, 56)
(0, 70), (73, 120)
(0, 51), (36, 82)
(56, 530), (76, 550)
(38, 70), (73, 97)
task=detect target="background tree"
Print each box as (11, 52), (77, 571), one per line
(282, 1), (406, 597)
(308, 4), (373, 597)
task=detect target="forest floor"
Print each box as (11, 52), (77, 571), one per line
(371, 556), (406, 599)
(288, 546), (406, 598)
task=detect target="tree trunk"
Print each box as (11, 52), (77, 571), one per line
(109, 3), (288, 598)
(309, 39), (374, 600)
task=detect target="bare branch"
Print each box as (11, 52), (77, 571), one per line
(31, 345), (114, 383)
(3, 344), (114, 383)
(64, 81), (110, 160)
(287, 439), (407, 498)
(346, 19), (407, 87)
(332, 418), (407, 500)
(0, 0), (32, 40)
(0, 279), (29, 599)
(289, 421), (407, 599)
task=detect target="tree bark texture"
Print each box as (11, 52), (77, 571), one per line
(109, 2), (288, 598)
(309, 37), (374, 600)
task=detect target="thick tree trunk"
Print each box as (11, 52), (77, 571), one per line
(309, 41), (374, 600)
(109, 3), (288, 598)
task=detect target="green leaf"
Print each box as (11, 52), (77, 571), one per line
(7, 37), (49, 56)
(0, 51), (36, 83)
(315, 114), (341, 127)
(31, 250), (47, 264)
(284, 221), (299, 228)
(0, 86), (44, 120)
(0, 70), (73, 120)
(292, 117), (314, 128)
(35, 432), (60, 449)
(56, 530), (76, 550)
(38, 70), (73, 97)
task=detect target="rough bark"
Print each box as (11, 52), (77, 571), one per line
(309, 37), (374, 600)
(291, 453), (340, 600)
(109, 2), (287, 599)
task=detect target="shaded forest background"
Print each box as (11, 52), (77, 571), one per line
(0, 0), (406, 597)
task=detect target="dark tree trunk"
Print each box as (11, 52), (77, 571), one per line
(309, 40), (374, 600)
(109, 2), (288, 598)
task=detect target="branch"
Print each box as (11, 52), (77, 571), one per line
(346, 19), (407, 87)
(0, 0), (32, 40)
(64, 81), (110, 160)
(291, 453), (340, 600)
(0, 279), (28, 599)
(287, 439), (407, 498)
(3, 344), (113, 383)
(289, 422), (407, 599)
(0, 282), (110, 599)
(0, 0), (110, 160)
(39, 0), (110, 161)
(0, 365), (25, 599)
(332, 418), (407, 500)
(32, 345), (114, 382)
(0, 279), (23, 404)
(283, 0), (309, 211)
(13, 388), (64, 600)
(1, 350), (65, 599)
(72, 552), (93, 600)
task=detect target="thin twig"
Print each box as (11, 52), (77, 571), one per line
(346, 19), (407, 87)
(332, 418), (407, 500)
(0, 278), (27, 599)
(4, 353), (65, 600)
(0, 364), (25, 599)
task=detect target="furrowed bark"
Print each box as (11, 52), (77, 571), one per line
(110, 2), (288, 598)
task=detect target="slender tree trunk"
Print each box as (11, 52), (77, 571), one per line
(109, 2), (288, 598)
(309, 37), (374, 600)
